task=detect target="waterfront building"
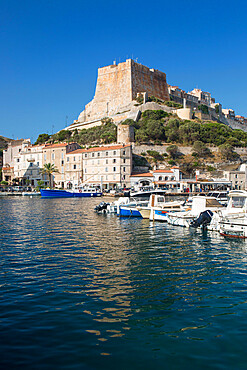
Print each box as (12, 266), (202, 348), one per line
(65, 149), (84, 188)
(2, 139), (29, 183)
(82, 144), (132, 189)
(223, 169), (246, 190)
(14, 141), (45, 187)
(130, 167), (181, 191)
(42, 142), (80, 188)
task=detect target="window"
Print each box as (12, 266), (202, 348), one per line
(98, 153), (100, 157)
(106, 159), (108, 164)
(123, 150), (126, 155)
(19, 149), (21, 152)
(98, 160), (100, 165)
(44, 154), (47, 161)
(123, 175), (126, 180)
(106, 175), (108, 180)
(17, 158), (20, 162)
(113, 159), (116, 163)
(66, 164), (69, 170)
(61, 160), (64, 165)
(61, 152), (64, 159)
(85, 153), (87, 158)
(123, 159), (126, 163)
(235, 174), (238, 178)
(52, 153), (55, 160)
(159, 176), (163, 181)
(106, 152), (108, 156)
(123, 167), (126, 172)
(67, 157), (69, 162)
(30, 163), (33, 167)
(105, 167), (108, 172)
(113, 167), (116, 172)
(85, 168), (87, 173)
(37, 162), (39, 166)
(74, 157), (76, 161)
(92, 153), (95, 157)
(74, 165), (76, 169)
(113, 151), (116, 155)
(61, 167), (64, 173)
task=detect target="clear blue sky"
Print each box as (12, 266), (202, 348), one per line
(1, 0), (247, 142)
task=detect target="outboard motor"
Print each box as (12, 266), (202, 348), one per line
(94, 201), (109, 213)
(190, 210), (213, 228)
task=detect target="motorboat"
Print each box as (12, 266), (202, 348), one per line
(206, 190), (247, 238)
(130, 186), (166, 198)
(208, 190), (247, 232)
(137, 194), (185, 220)
(166, 196), (223, 228)
(95, 197), (132, 214)
(118, 198), (150, 217)
(40, 186), (102, 198)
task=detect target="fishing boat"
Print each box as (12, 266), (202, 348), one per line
(40, 186), (102, 198)
(166, 196), (223, 228)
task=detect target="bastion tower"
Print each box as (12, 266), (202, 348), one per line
(68, 59), (169, 130)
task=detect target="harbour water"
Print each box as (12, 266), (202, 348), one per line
(1, 197), (247, 369)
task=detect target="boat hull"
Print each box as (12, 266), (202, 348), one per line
(118, 207), (142, 217)
(40, 189), (102, 198)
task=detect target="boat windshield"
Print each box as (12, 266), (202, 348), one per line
(231, 196), (246, 208)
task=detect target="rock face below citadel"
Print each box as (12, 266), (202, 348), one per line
(67, 59), (170, 130)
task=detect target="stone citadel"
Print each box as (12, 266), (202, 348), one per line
(67, 59), (170, 130)
(67, 59), (247, 133)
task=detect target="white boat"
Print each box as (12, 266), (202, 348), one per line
(137, 194), (185, 221)
(22, 191), (41, 196)
(166, 196), (223, 228)
(210, 190), (247, 238)
(130, 186), (166, 198)
(208, 190), (247, 232)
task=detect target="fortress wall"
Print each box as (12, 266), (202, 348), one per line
(79, 60), (132, 122)
(131, 60), (169, 102)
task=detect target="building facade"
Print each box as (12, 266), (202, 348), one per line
(43, 142), (80, 188)
(82, 144), (132, 189)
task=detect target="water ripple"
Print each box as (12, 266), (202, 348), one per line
(1, 197), (247, 369)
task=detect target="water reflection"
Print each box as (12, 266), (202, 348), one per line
(1, 197), (247, 368)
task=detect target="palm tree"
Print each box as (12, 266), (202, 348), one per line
(40, 163), (59, 188)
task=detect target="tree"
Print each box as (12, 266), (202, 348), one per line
(219, 144), (240, 161)
(192, 141), (212, 157)
(35, 133), (50, 145)
(166, 145), (180, 159)
(40, 163), (59, 188)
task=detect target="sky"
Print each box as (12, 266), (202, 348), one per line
(1, 0), (247, 142)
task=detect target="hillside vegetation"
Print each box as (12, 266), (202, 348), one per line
(122, 110), (247, 147)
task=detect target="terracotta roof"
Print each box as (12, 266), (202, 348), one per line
(44, 143), (68, 148)
(153, 169), (173, 173)
(171, 166), (179, 169)
(2, 166), (14, 170)
(82, 144), (131, 153)
(130, 172), (153, 177)
(67, 149), (84, 155)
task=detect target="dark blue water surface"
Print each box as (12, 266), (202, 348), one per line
(1, 197), (247, 369)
